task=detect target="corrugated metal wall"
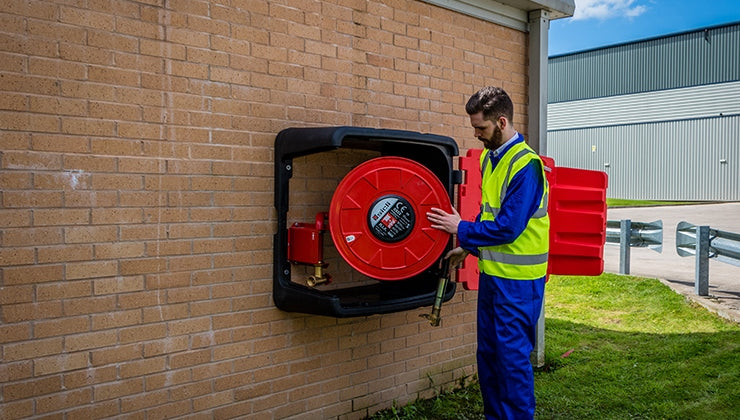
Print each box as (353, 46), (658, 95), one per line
(549, 22), (740, 102)
(548, 115), (740, 201)
(548, 82), (740, 130)
(547, 21), (740, 201)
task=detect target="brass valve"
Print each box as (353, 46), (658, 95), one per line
(306, 262), (331, 287)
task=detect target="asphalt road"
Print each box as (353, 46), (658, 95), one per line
(603, 202), (740, 323)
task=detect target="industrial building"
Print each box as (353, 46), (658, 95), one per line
(547, 21), (740, 201)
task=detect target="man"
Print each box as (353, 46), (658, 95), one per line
(427, 86), (549, 419)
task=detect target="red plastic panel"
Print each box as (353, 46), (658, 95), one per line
(456, 149), (483, 290)
(329, 156), (452, 281)
(456, 150), (608, 290)
(546, 164), (608, 276)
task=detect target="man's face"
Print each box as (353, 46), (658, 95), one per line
(469, 112), (502, 150)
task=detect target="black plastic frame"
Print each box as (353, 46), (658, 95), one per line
(274, 126), (461, 317)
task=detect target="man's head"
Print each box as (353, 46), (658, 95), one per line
(465, 86), (515, 150)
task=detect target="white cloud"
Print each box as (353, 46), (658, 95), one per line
(572, 0), (648, 21)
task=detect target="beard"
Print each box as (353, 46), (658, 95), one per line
(480, 125), (503, 150)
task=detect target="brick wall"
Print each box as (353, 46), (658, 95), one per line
(0, 0), (528, 418)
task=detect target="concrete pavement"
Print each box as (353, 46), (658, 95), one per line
(603, 202), (740, 323)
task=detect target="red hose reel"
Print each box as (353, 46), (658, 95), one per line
(287, 156), (452, 282)
(329, 156), (452, 280)
(276, 126), (459, 318)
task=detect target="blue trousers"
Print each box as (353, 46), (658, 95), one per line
(477, 274), (545, 420)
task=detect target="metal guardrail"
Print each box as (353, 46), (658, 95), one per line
(676, 221), (740, 296)
(606, 219), (663, 274)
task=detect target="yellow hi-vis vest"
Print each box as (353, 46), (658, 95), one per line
(478, 142), (550, 280)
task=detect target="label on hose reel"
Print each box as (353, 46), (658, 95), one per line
(368, 195), (414, 243)
(329, 156), (452, 281)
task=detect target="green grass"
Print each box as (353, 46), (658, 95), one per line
(369, 273), (740, 419)
(606, 198), (698, 207)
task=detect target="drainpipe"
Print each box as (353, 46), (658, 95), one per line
(527, 9), (550, 368)
(527, 9), (550, 156)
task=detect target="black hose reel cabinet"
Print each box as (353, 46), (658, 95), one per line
(274, 126), (461, 318)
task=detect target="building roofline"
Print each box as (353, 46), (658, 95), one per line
(549, 20), (740, 59)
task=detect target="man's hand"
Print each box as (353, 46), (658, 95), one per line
(444, 247), (470, 274)
(426, 207), (462, 235)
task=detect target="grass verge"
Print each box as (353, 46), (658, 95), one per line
(369, 273), (740, 419)
(606, 198), (699, 207)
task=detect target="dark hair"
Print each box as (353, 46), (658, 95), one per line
(465, 86), (514, 123)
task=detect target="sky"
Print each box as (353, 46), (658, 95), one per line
(549, 0), (740, 56)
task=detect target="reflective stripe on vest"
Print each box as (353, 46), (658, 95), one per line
(478, 140), (550, 280)
(479, 249), (549, 265)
